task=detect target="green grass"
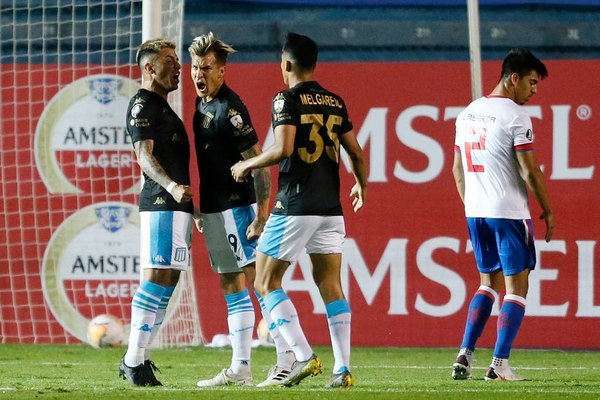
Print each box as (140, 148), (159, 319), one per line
(0, 344), (598, 399)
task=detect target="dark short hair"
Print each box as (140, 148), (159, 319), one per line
(136, 38), (176, 68)
(282, 32), (318, 72)
(500, 48), (548, 80)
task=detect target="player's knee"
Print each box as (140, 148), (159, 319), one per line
(317, 282), (344, 303)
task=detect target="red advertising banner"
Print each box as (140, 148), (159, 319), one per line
(1, 60), (598, 349)
(188, 60), (600, 349)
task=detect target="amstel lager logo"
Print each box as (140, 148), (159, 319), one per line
(34, 74), (140, 194)
(41, 202), (141, 343)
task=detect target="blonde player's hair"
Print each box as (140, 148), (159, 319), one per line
(136, 38), (176, 68)
(188, 32), (236, 65)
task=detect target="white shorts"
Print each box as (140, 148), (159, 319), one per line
(202, 204), (258, 274)
(257, 214), (345, 263)
(140, 211), (193, 271)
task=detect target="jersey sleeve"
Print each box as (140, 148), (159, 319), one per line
(126, 95), (158, 143)
(511, 110), (535, 152)
(224, 97), (258, 153)
(271, 91), (298, 128)
(336, 99), (353, 137)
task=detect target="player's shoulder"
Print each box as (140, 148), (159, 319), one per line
(273, 86), (293, 99)
(131, 88), (157, 103)
(216, 84), (248, 110)
(314, 82), (341, 98)
(128, 89), (161, 121)
(481, 96), (522, 111)
(130, 89), (163, 109)
(219, 84), (242, 102)
(310, 82), (348, 107)
(271, 88), (294, 110)
(490, 97), (530, 122)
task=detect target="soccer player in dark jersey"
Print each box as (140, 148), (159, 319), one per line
(119, 39), (194, 387)
(188, 33), (294, 388)
(231, 32), (368, 388)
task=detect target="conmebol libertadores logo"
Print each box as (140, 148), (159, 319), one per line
(34, 74), (140, 194)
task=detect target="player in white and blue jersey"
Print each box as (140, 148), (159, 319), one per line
(452, 48), (554, 381)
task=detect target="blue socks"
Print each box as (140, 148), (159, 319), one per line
(493, 295), (526, 359)
(460, 286), (497, 351)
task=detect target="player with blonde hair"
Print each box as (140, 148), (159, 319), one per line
(189, 32), (295, 387)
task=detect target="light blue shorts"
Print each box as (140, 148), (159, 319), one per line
(258, 214), (345, 263)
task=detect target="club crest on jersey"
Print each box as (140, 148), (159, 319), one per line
(202, 112), (214, 129)
(174, 247), (187, 262)
(88, 77), (122, 105)
(526, 128), (533, 141)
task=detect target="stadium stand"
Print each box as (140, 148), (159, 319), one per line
(2, 1), (599, 64)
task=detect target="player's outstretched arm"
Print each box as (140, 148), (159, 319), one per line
(231, 124), (295, 182)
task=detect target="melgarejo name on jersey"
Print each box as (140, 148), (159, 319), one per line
(299, 93), (343, 108)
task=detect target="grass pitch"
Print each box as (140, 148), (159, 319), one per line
(0, 344), (598, 399)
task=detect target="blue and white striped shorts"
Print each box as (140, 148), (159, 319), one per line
(139, 211), (193, 271)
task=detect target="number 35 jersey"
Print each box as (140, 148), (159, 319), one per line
(454, 95), (534, 220)
(271, 81), (353, 216)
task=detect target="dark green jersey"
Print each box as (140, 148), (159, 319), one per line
(126, 89), (193, 214)
(271, 81), (353, 216)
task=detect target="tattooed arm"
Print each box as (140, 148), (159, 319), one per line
(240, 143), (271, 240)
(134, 139), (193, 204)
